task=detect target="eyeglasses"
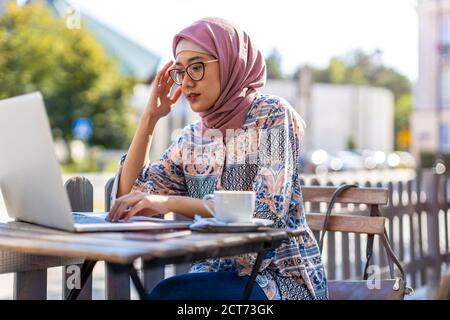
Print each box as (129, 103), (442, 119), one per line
(169, 59), (219, 85)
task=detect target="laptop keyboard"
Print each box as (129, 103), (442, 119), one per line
(73, 213), (117, 224)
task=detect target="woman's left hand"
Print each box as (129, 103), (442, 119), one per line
(106, 192), (170, 222)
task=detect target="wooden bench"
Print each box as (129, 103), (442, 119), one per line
(302, 185), (407, 299)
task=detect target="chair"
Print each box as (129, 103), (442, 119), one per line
(302, 184), (413, 300)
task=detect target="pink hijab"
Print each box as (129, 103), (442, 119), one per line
(173, 18), (266, 134)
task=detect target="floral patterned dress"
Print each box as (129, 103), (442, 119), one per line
(111, 93), (328, 300)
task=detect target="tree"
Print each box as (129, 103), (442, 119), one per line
(265, 48), (284, 79)
(295, 49), (413, 150)
(0, 3), (137, 153)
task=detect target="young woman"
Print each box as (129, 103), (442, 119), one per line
(107, 17), (327, 300)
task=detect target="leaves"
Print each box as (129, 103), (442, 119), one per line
(0, 3), (137, 150)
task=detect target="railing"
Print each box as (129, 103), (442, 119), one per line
(1, 169), (448, 299)
(300, 168), (449, 297)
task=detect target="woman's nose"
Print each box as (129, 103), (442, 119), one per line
(181, 74), (195, 88)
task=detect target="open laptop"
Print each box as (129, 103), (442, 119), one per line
(0, 92), (191, 232)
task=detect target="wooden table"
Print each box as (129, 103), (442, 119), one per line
(0, 221), (289, 300)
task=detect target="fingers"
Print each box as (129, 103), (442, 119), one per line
(123, 198), (161, 221)
(160, 75), (175, 97)
(123, 201), (145, 221)
(157, 61), (173, 85)
(107, 192), (143, 222)
(169, 86), (183, 104)
(153, 61), (174, 95)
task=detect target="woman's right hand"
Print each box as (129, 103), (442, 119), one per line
(145, 61), (182, 121)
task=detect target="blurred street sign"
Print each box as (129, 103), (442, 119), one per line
(72, 118), (93, 141)
(398, 128), (411, 149)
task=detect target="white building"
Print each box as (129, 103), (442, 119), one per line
(411, 0), (450, 158)
(134, 79), (395, 157)
(262, 80), (395, 154)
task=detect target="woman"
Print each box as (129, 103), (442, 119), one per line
(107, 17), (328, 300)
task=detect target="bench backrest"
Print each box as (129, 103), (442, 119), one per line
(302, 186), (389, 236)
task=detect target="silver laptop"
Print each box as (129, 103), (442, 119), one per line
(0, 92), (191, 232)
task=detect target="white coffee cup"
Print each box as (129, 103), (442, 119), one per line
(202, 190), (255, 223)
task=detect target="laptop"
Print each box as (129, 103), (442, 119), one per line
(0, 92), (191, 232)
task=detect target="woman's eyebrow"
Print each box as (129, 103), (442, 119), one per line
(175, 56), (204, 66)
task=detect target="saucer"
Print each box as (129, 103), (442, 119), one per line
(189, 217), (274, 232)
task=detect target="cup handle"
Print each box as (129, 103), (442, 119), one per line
(202, 194), (215, 217)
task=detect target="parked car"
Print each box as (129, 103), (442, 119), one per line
(302, 149), (339, 174)
(333, 150), (365, 171)
(353, 149), (389, 170)
(387, 151), (417, 169)
(302, 149), (363, 174)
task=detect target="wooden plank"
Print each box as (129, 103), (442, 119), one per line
(104, 177), (115, 211)
(418, 211), (426, 286)
(0, 251), (82, 274)
(105, 177), (154, 298)
(142, 260), (165, 292)
(378, 234), (387, 268)
(0, 222), (288, 264)
(0, 234), (143, 264)
(63, 177), (93, 300)
(14, 269), (47, 300)
(302, 186), (389, 205)
(306, 213), (386, 235)
(398, 216), (405, 262)
(423, 169), (442, 292)
(174, 213), (191, 275)
(105, 262), (130, 300)
(324, 179), (336, 279)
(337, 182), (351, 280)
(342, 232), (350, 279)
(139, 231), (287, 268)
(444, 178), (450, 255)
(415, 178), (427, 286)
(409, 212), (417, 289)
(376, 182), (388, 267)
(327, 232), (336, 280)
(354, 233), (362, 277)
(65, 177), (93, 213)
(445, 209), (450, 257)
(396, 183), (405, 262)
(309, 179), (322, 244)
(441, 171), (450, 253)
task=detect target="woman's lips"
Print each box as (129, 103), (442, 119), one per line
(186, 93), (200, 103)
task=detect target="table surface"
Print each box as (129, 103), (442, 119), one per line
(0, 221), (289, 266)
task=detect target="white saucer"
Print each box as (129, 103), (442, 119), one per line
(189, 218), (274, 232)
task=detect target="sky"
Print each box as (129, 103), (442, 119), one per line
(70, 0), (419, 82)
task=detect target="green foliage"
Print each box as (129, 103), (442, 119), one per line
(265, 48), (284, 80)
(395, 94), (413, 131)
(0, 3), (137, 150)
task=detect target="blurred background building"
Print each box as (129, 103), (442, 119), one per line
(263, 80), (394, 153)
(412, 0), (450, 160)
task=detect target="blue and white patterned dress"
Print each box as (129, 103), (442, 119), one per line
(111, 93), (328, 300)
